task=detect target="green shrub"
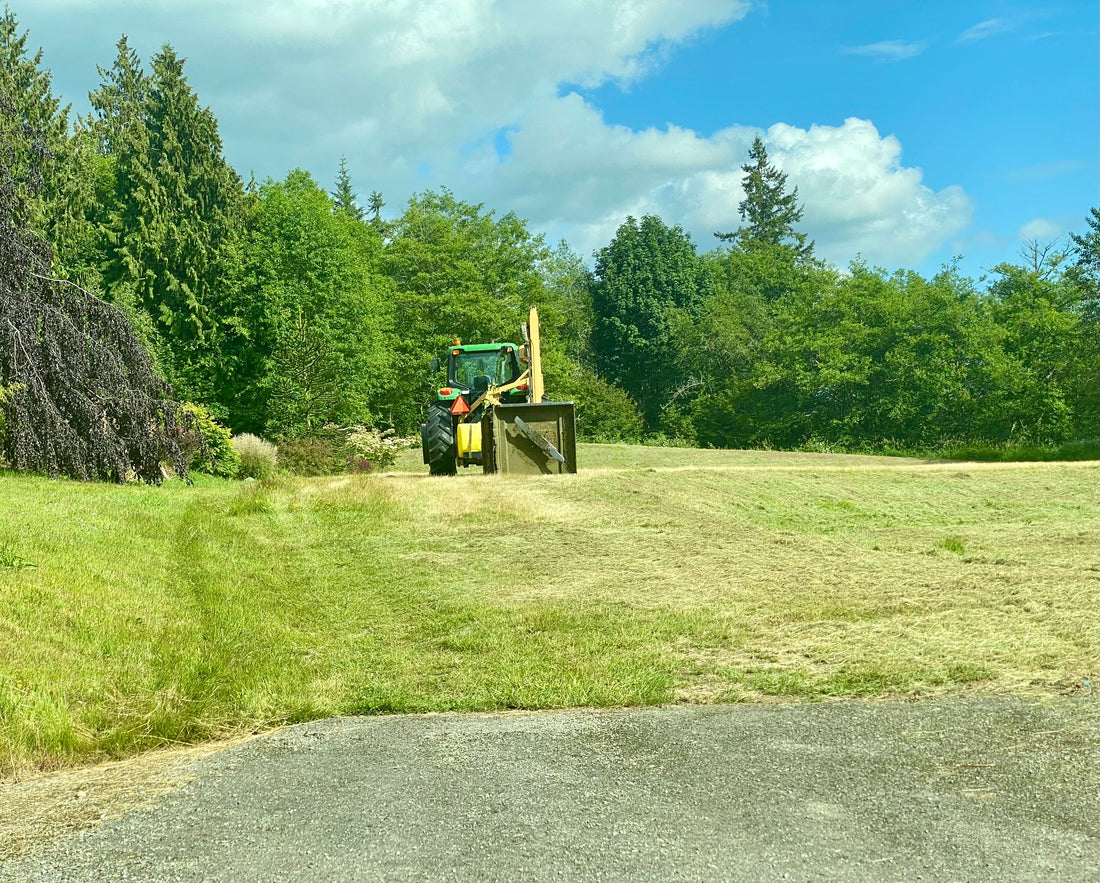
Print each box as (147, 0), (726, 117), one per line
(936, 438), (1100, 462)
(0, 382), (17, 467)
(232, 433), (278, 480)
(277, 436), (340, 476)
(555, 367), (645, 443)
(179, 403), (240, 478)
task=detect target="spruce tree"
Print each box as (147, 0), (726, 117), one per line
(716, 136), (814, 261)
(0, 8), (97, 286)
(332, 156), (363, 220)
(368, 190), (385, 225)
(91, 42), (241, 398)
(88, 36), (148, 161)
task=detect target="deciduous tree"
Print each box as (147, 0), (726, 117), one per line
(0, 91), (188, 483)
(223, 170), (392, 436)
(379, 189), (553, 430)
(590, 215), (708, 430)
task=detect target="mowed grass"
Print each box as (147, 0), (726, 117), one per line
(0, 444), (1096, 776)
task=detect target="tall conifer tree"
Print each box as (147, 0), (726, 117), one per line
(716, 136), (814, 261)
(0, 8), (96, 285)
(91, 41), (241, 398)
(367, 190), (385, 225)
(332, 156), (363, 220)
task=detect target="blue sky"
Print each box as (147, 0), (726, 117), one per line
(572, 2), (1097, 276)
(12, 1), (1099, 278)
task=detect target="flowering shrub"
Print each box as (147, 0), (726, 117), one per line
(232, 433), (278, 480)
(345, 427), (417, 471)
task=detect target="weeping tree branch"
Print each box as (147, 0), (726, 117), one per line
(0, 97), (190, 484)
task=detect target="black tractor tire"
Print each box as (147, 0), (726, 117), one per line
(424, 404), (458, 476)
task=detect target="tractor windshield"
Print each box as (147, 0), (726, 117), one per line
(451, 350), (519, 389)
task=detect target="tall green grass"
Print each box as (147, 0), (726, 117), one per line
(1, 445), (1096, 776)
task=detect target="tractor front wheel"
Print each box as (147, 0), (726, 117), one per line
(423, 404), (457, 476)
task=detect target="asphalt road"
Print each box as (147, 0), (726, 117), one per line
(4, 698), (1097, 882)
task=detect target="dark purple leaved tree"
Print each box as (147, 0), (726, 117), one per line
(0, 90), (189, 484)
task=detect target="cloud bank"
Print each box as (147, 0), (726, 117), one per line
(27, 0), (972, 268)
(478, 103), (971, 266)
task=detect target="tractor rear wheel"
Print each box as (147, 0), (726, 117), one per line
(424, 404), (457, 476)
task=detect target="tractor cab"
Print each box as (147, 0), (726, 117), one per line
(436, 343), (527, 412)
(450, 344), (522, 394)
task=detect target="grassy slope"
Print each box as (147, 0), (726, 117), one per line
(1, 444), (1096, 776)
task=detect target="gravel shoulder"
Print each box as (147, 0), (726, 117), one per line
(2, 697), (1097, 882)
(0, 736), (253, 861)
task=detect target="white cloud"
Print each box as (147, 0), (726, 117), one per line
(1018, 217), (1067, 241)
(20, 1), (973, 269)
(843, 40), (928, 61)
(955, 18), (1014, 44)
(114, 0), (753, 177)
(769, 119), (973, 266)
(468, 107), (972, 268)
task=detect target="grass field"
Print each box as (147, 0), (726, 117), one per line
(1, 444), (1096, 778)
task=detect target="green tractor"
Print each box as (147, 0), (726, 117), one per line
(420, 307), (577, 476)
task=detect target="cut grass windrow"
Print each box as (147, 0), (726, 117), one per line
(0, 445), (1096, 777)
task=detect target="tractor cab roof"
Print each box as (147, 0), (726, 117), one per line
(452, 343), (519, 353)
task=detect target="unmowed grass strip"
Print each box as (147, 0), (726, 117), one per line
(1, 447), (1097, 777)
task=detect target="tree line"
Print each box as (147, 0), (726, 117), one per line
(1, 12), (1097, 482)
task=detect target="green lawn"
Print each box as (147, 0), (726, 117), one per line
(1, 444), (1096, 777)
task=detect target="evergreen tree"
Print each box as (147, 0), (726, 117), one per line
(0, 8), (97, 286)
(81, 36), (163, 356)
(367, 190), (385, 225)
(92, 42), (241, 399)
(88, 35), (148, 160)
(332, 156), (363, 220)
(716, 136), (814, 261)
